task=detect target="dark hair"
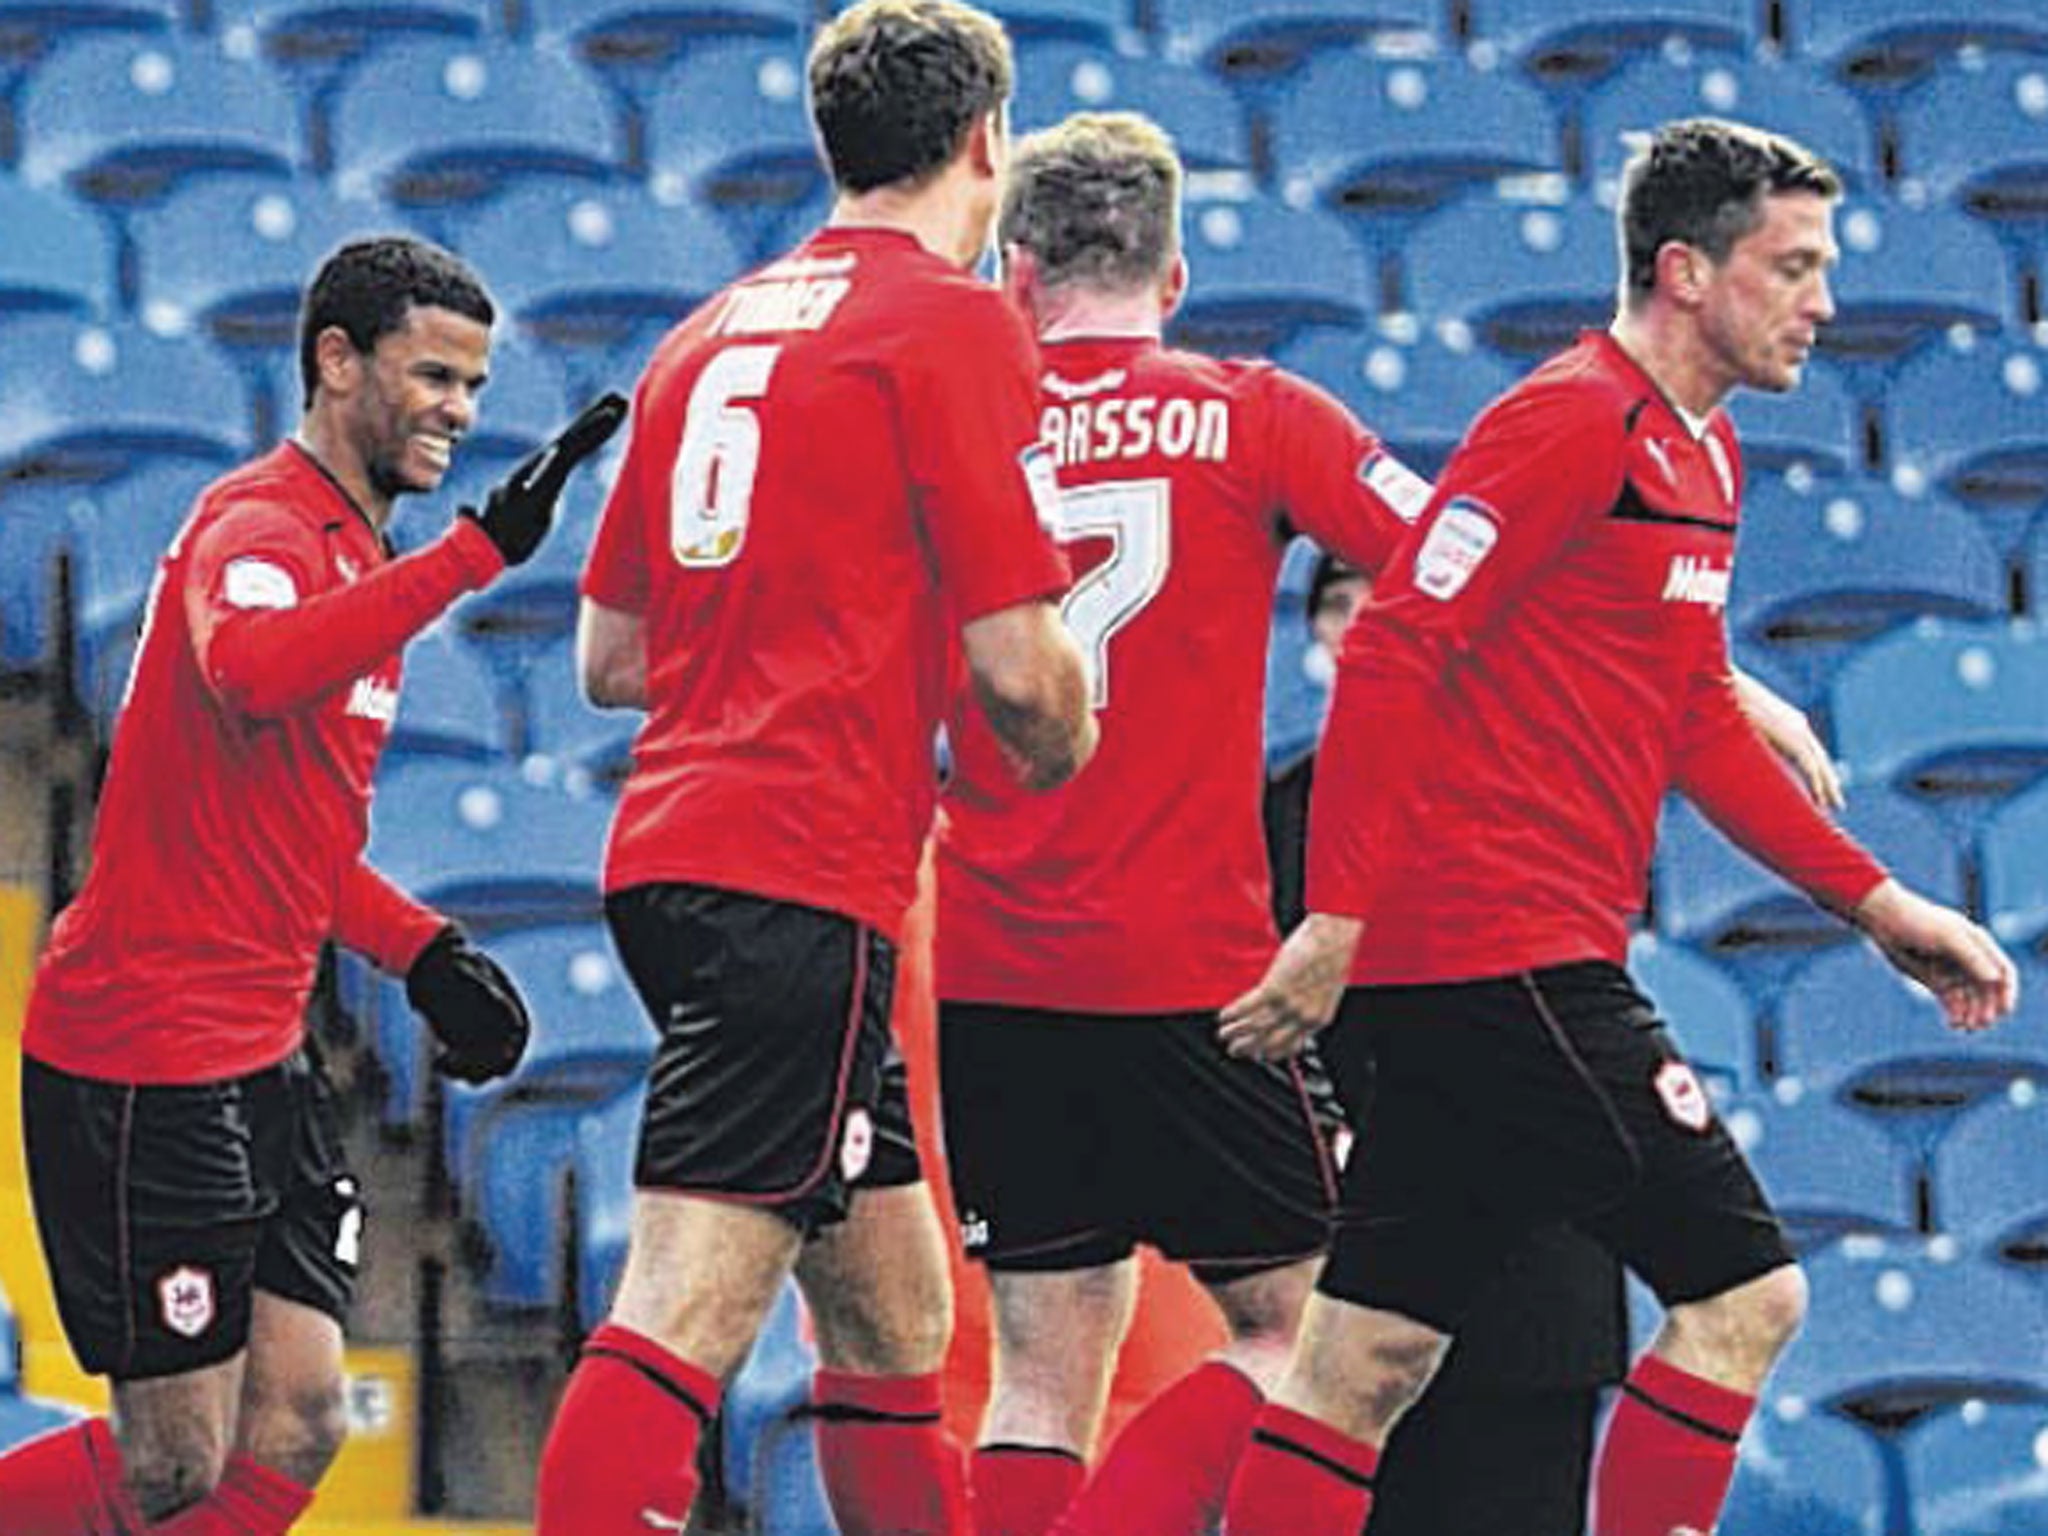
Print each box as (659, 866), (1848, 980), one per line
(298, 236), (494, 407)
(1306, 552), (1362, 625)
(808, 0), (1012, 194)
(1619, 118), (1841, 303)
(1001, 112), (1181, 295)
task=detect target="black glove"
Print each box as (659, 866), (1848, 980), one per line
(405, 925), (533, 1085)
(462, 392), (629, 567)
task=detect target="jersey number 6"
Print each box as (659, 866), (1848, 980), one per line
(671, 344), (780, 569)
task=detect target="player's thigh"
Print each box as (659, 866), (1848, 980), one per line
(1121, 1014), (1337, 1282)
(937, 1004), (1130, 1273)
(22, 1056), (274, 1384)
(794, 1182), (956, 1375)
(1370, 1386), (1600, 1536)
(607, 882), (906, 1234)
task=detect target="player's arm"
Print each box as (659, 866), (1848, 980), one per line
(577, 598), (647, 710)
(961, 599), (1097, 791)
(1221, 385), (1626, 1061)
(1676, 654), (2015, 1029)
(1261, 368), (1430, 582)
(195, 399), (626, 719)
(332, 860), (532, 1084)
(1731, 667), (1843, 809)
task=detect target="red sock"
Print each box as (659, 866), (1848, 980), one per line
(972, 1443), (1085, 1536)
(0, 1418), (147, 1534)
(811, 1368), (970, 1536)
(1054, 1360), (1263, 1536)
(1221, 1403), (1379, 1536)
(150, 1454), (313, 1533)
(1593, 1353), (1756, 1536)
(535, 1323), (722, 1535)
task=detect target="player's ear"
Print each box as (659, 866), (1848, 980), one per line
(1161, 254), (1189, 321)
(1657, 239), (1708, 310)
(966, 108), (1002, 179)
(312, 324), (365, 403)
(1001, 243), (1039, 315)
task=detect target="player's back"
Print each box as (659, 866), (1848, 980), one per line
(937, 337), (1408, 1013)
(585, 227), (1064, 942)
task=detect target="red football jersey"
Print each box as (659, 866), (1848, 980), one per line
(936, 337), (1422, 1012)
(26, 445), (492, 1083)
(1309, 332), (1886, 983)
(583, 228), (1071, 941)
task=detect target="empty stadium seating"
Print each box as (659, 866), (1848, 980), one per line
(528, 0), (807, 69)
(1721, 1404), (1891, 1536)
(1822, 199), (2013, 364)
(1152, 0), (1437, 85)
(1781, 0), (2048, 84)
(1897, 55), (2048, 229)
(1904, 1401), (2048, 1536)
(1928, 1092), (2048, 1265)
(1277, 327), (1519, 476)
(1723, 367), (1859, 482)
(1986, 780), (2048, 950)
(1166, 193), (1367, 355)
(386, 622), (506, 764)
(1887, 336), (2048, 553)
(1724, 1088), (1922, 1253)
(1401, 194), (1614, 361)
(0, 170), (114, 318)
(1628, 934), (1759, 1095)
(1471, 0), (1759, 83)
(1011, 40), (1251, 174)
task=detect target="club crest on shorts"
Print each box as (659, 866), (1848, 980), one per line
(157, 1265), (217, 1340)
(840, 1108), (874, 1183)
(1653, 1061), (1712, 1133)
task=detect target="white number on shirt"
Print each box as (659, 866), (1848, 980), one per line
(671, 344), (781, 568)
(1052, 478), (1171, 709)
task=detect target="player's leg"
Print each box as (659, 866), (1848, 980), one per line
(536, 884), (890, 1534)
(936, 1002), (1134, 1536)
(1542, 963), (1804, 1536)
(793, 1025), (975, 1536)
(1057, 1017), (1339, 1536)
(0, 1057), (279, 1528)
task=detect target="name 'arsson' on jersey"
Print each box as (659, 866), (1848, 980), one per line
(1041, 379), (1230, 469)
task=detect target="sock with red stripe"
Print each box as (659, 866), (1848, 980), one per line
(811, 1369), (971, 1536)
(0, 1418), (147, 1534)
(535, 1323), (721, 1535)
(972, 1443), (1086, 1536)
(1054, 1359), (1264, 1536)
(1593, 1353), (1756, 1536)
(1221, 1403), (1379, 1536)
(150, 1454), (313, 1533)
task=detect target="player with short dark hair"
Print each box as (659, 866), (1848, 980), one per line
(0, 234), (620, 1533)
(1217, 118), (2017, 1536)
(532, 5), (1095, 1533)
(938, 110), (1420, 1536)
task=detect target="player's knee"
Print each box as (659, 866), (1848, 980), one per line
(246, 1376), (350, 1487)
(812, 1286), (954, 1376)
(1668, 1263), (1807, 1368)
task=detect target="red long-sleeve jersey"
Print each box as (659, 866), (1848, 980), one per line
(25, 444), (500, 1083)
(1309, 332), (1887, 983)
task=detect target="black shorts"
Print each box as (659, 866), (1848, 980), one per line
(22, 1045), (362, 1383)
(607, 883), (921, 1235)
(1317, 961), (1792, 1331)
(939, 1003), (1338, 1284)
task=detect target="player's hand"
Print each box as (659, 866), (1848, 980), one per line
(1853, 880), (2018, 1032)
(462, 392), (628, 567)
(405, 926), (533, 1084)
(1733, 670), (1844, 811)
(1218, 914), (1363, 1061)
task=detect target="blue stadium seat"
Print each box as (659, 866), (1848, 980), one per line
(1271, 53), (1562, 217)
(1770, 1245), (2048, 1430)
(1011, 42), (1251, 175)
(1928, 1094), (2048, 1265)
(519, 639), (636, 768)
(1781, 0), (2048, 85)
(1467, 0), (1759, 83)
(644, 38), (820, 261)
(130, 173), (368, 347)
(568, 1080), (639, 1329)
(16, 33), (302, 204)
(1152, 0), (1437, 85)
(1723, 1088), (1921, 1254)
(465, 1089), (585, 1307)
(1724, 369), (1858, 483)
(1166, 193), (1367, 356)
(1897, 57), (2048, 229)
(1887, 337), (2048, 554)
(1821, 199), (2012, 365)
(0, 480), (88, 669)
(387, 622), (505, 764)
(235, 0), (490, 63)
(330, 37), (621, 212)
(457, 180), (744, 360)
(1581, 56), (1877, 196)
(1986, 782), (2048, 952)
(1904, 1401), (2048, 1536)
(0, 171), (113, 319)
(1627, 934), (1759, 1096)
(442, 922), (649, 1187)
(528, 0), (806, 70)
(1722, 1405), (1891, 1536)
(0, 318), (250, 482)
(1832, 620), (2048, 817)
(1401, 194), (1612, 362)
(1653, 790), (1962, 963)
(1276, 328), (1518, 477)
(1776, 947), (2048, 1140)
(0, 0), (170, 74)
(1728, 479), (2006, 707)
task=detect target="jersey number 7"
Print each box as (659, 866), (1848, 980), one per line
(1052, 478), (1170, 710)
